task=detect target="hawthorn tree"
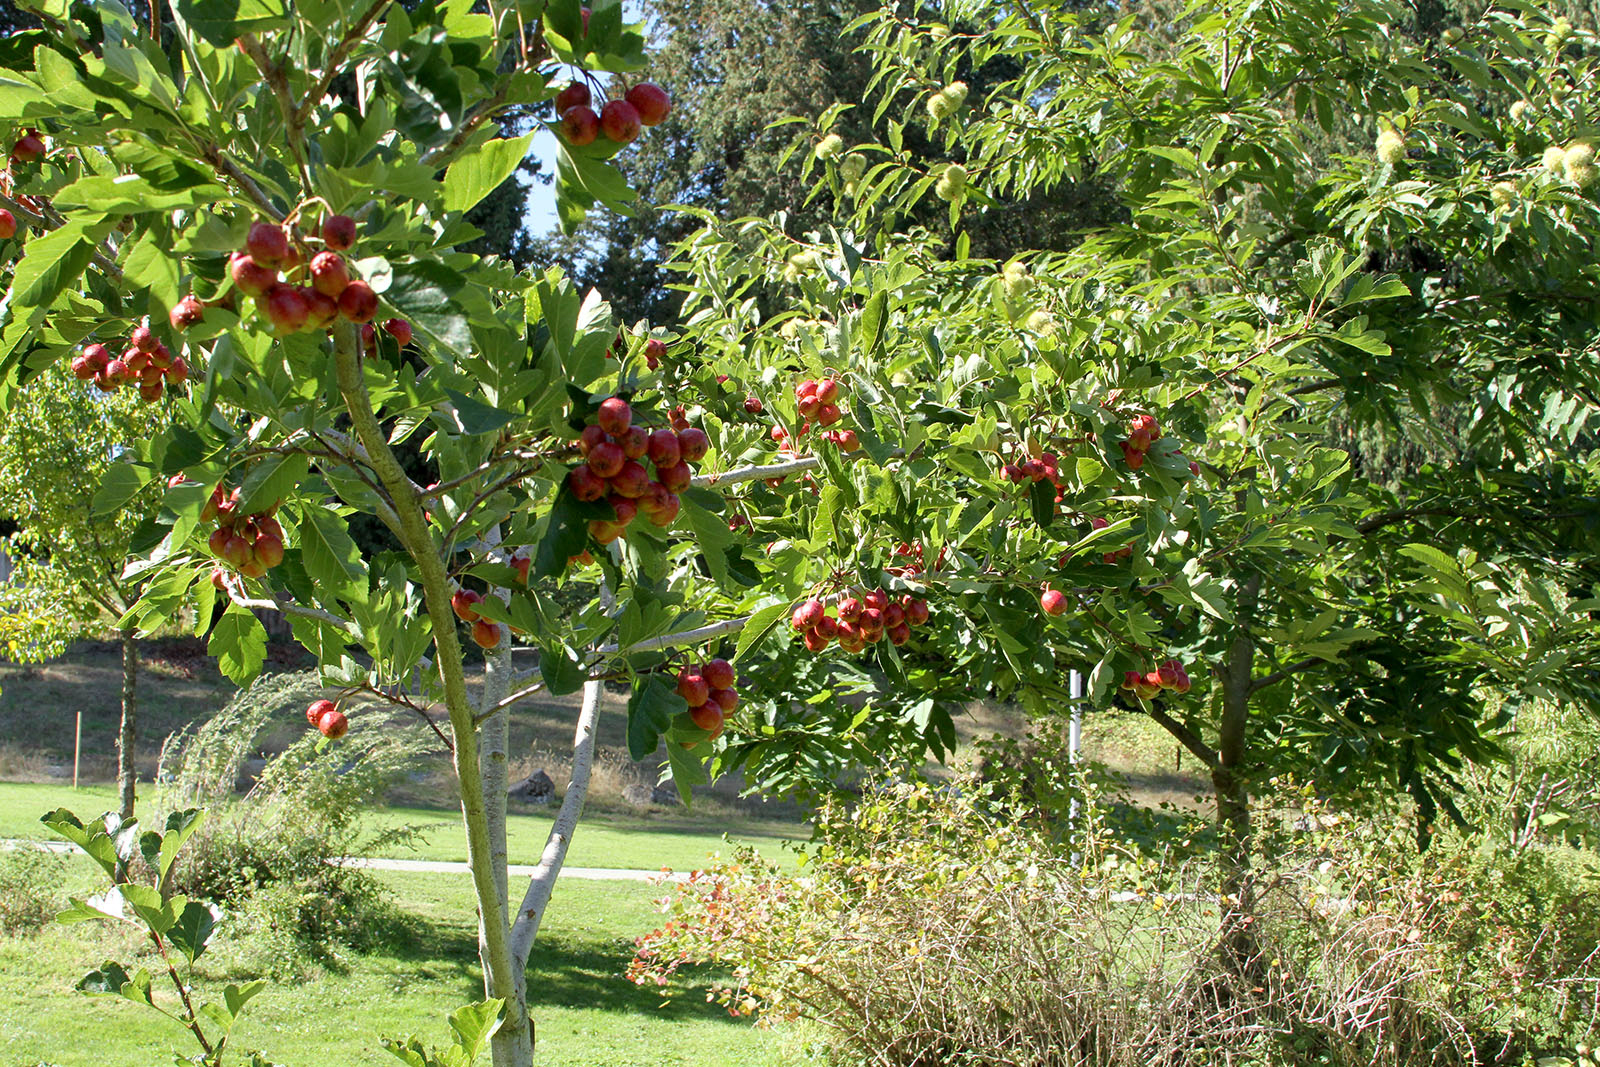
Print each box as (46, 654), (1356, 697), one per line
(4, 0), (1599, 1064)
(0, 368), (167, 817)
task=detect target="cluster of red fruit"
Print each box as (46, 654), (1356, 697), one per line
(886, 541), (948, 577)
(1120, 659), (1191, 699)
(451, 583), (508, 650)
(1001, 449), (1063, 485)
(569, 398), (706, 544)
(70, 323), (188, 402)
(1088, 517), (1133, 564)
(0, 129), (47, 239)
(203, 485), (286, 579)
(1120, 414), (1161, 470)
(791, 588), (931, 652)
(554, 79), (671, 147)
(305, 699), (348, 739)
(770, 377), (859, 456)
(676, 657), (738, 746)
(218, 215), (401, 339)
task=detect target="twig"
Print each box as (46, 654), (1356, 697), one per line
(293, 0), (394, 124)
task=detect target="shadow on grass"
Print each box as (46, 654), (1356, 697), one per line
(526, 935), (747, 1026)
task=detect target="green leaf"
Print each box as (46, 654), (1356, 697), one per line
(664, 734), (710, 805)
(859, 289), (888, 358)
(444, 135), (535, 213)
(733, 601), (789, 664)
(166, 900), (217, 963)
(534, 484), (589, 580)
(447, 999), (506, 1059)
(41, 809), (119, 879)
(8, 219), (97, 314)
(680, 491), (735, 589)
(208, 604), (268, 685)
(386, 260), (471, 355)
(299, 505), (367, 601)
(176, 0), (288, 46)
(444, 388), (520, 435)
(239, 452), (309, 514)
(538, 643), (588, 695)
(93, 459), (153, 517)
(626, 674), (683, 760)
(76, 961), (134, 997)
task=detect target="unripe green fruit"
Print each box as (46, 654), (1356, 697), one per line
(1508, 100), (1533, 124)
(1375, 128), (1406, 166)
(935, 163), (967, 201)
(942, 81), (968, 109)
(1491, 181), (1516, 208)
(1440, 25), (1463, 45)
(816, 133), (843, 160)
(926, 91), (956, 121)
(1025, 309), (1057, 336)
(1543, 145), (1567, 173)
(1569, 161), (1598, 188)
(840, 152), (867, 182)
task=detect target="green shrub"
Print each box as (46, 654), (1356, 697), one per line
(0, 846), (70, 934)
(153, 671), (433, 973)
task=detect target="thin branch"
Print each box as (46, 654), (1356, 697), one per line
(223, 588), (360, 636)
(475, 678), (548, 724)
(602, 612), (757, 656)
(0, 191), (124, 280)
(690, 454), (822, 488)
(204, 147), (285, 221)
(1248, 656), (1326, 695)
(293, 0), (394, 124)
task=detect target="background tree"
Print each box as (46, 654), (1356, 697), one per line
(0, 369), (166, 818)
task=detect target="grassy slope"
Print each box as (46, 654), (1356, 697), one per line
(0, 859), (778, 1067)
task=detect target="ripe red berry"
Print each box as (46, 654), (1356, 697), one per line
(678, 670), (710, 707)
(625, 83), (672, 126)
(744, 396), (763, 414)
(1040, 589), (1067, 615)
(816, 403), (842, 427)
(610, 460), (651, 498)
(321, 214), (358, 251)
(643, 338), (667, 366)
(589, 519), (623, 545)
(1121, 443), (1146, 470)
(587, 440), (625, 479)
(656, 460), (691, 493)
(169, 295), (206, 330)
(837, 598), (863, 622)
(229, 251), (277, 297)
(689, 702), (724, 734)
(597, 397), (632, 435)
(608, 495), (639, 526)
(619, 426), (650, 460)
(511, 555), (531, 584)
(600, 100), (642, 143)
(556, 81), (592, 115)
(646, 428), (681, 467)
(306, 698), (336, 727)
(317, 708), (349, 739)
(246, 221), (291, 265)
(640, 482), (680, 525)
(451, 588), (484, 622)
(253, 533), (285, 568)
(792, 598), (826, 631)
(262, 283), (309, 333)
(338, 280), (379, 323)
(677, 427), (710, 462)
(310, 251), (350, 298)
(304, 289), (339, 329)
(139, 380), (164, 403)
(803, 629), (830, 652)
(887, 623), (912, 646)
(11, 132), (45, 163)
(471, 618), (501, 650)
(703, 658), (735, 690)
(561, 106), (601, 146)
(905, 598), (930, 626)
(384, 318), (413, 345)
(712, 686), (738, 711)
(0, 209), (16, 240)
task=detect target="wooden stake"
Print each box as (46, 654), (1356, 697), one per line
(73, 710), (82, 789)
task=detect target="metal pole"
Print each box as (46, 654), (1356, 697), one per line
(73, 710), (82, 790)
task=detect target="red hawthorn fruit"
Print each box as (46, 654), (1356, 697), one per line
(254, 534), (285, 568)
(814, 615), (839, 639)
(579, 424), (608, 455)
(208, 526), (231, 558)
(608, 495), (639, 526)
(625, 82), (671, 126)
(803, 629), (830, 652)
(834, 429), (860, 451)
(451, 588), (484, 622)
(620, 426), (650, 460)
(555, 81), (591, 115)
(1171, 670), (1192, 694)
(644, 338), (667, 365)
(588, 519), (624, 545)
(599, 99), (642, 143)
(124, 349), (150, 375)
(1040, 588), (1068, 615)
(1134, 414), (1161, 441)
(814, 379), (840, 404)
(147, 343), (172, 370)
(792, 598), (826, 631)
(744, 396), (763, 414)
(471, 618), (501, 650)
(70, 355), (96, 380)
(511, 555), (531, 584)
(1158, 660), (1182, 688)
(677, 428), (709, 462)
(797, 394), (821, 418)
(837, 597), (863, 622)
(304, 289), (339, 329)
(646, 428), (681, 467)
(641, 483), (680, 525)
(712, 686), (738, 711)
(211, 566), (229, 591)
(1189, 460), (1201, 477)
(317, 708), (349, 739)
(677, 670), (710, 707)
(561, 106), (600, 146)
(1127, 425), (1152, 452)
(656, 460), (691, 493)
(859, 607), (884, 633)
(307, 698), (337, 727)
(864, 588), (889, 612)
(338, 280), (379, 323)
(703, 658), (735, 690)
(228, 251), (276, 297)
(169, 295), (206, 330)
(11, 131), (45, 163)
(689, 702), (724, 734)
(0, 209), (15, 240)
(887, 623), (912, 646)
(103, 358), (129, 385)
(816, 402), (842, 427)
(1121, 442), (1146, 470)
(905, 598), (930, 626)
(361, 323), (376, 349)
(81, 343), (111, 369)
(129, 324), (158, 353)
(383, 318), (412, 345)
(586, 441), (625, 479)
(310, 251), (350, 298)
(138, 380), (164, 402)
(796, 379), (818, 400)
(610, 460), (651, 498)
(883, 603), (906, 629)
(166, 356), (189, 384)
(246, 221), (291, 265)
(262, 283), (309, 332)
(222, 532), (253, 568)
(597, 396), (632, 435)
(321, 214), (358, 251)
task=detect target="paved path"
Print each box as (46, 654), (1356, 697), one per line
(2, 839), (690, 882)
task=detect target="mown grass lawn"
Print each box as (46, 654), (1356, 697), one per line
(0, 859), (782, 1066)
(0, 780), (807, 872)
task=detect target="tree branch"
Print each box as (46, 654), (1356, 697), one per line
(1248, 655), (1326, 695)
(293, 0), (394, 124)
(1145, 705), (1221, 771)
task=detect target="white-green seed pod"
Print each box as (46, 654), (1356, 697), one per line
(1375, 129), (1406, 166)
(816, 133), (843, 160)
(1564, 141), (1595, 173)
(942, 81), (969, 109)
(1491, 181), (1516, 208)
(1440, 25), (1464, 45)
(1025, 309), (1057, 336)
(840, 152), (868, 182)
(1509, 100), (1533, 125)
(926, 91), (956, 121)
(1543, 144), (1568, 174)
